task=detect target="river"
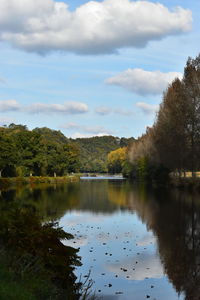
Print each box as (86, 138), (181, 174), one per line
(2, 177), (200, 300)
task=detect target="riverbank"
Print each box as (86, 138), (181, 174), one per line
(170, 176), (200, 189)
(0, 175), (80, 188)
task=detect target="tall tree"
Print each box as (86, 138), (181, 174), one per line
(153, 78), (188, 173)
(183, 55), (200, 176)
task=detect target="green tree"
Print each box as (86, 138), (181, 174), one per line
(0, 129), (18, 177)
(15, 130), (46, 176)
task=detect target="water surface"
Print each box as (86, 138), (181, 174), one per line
(2, 178), (200, 299)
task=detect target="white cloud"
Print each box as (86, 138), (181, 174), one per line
(95, 106), (133, 116)
(136, 102), (159, 115)
(27, 101), (89, 114)
(0, 99), (89, 115)
(0, 0), (192, 54)
(106, 68), (183, 95)
(0, 116), (16, 125)
(0, 100), (20, 112)
(71, 132), (112, 138)
(62, 122), (113, 136)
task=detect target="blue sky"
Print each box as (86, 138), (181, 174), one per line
(0, 0), (199, 138)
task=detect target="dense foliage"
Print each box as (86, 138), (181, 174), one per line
(74, 136), (134, 173)
(0, 124), (79, 177)
(0, 124), (134, 177)
(107, 147), (127, 174)
(127, 54), (200, 182)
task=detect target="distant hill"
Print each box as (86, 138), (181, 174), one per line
(72, 136), (135, 173)
(33, 128), (135, 172)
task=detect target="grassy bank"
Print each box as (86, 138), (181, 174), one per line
(0, 175), (80, 188)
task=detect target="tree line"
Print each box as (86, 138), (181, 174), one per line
(125, 54), (200, 182)
(0, 124), (134, 177)
(0, 124), (80, 177)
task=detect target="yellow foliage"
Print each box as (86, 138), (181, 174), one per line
(107, 147), (127, 164)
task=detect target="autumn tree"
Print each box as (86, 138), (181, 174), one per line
(153, 78), (188, 174)
(107, 147), (127, 174)
(183, 55), (200, 176)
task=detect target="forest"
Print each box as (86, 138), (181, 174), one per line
(0, 124), (134, 177)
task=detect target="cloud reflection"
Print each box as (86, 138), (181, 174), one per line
(106, 252), (163, 281)
(137, 234), (156, 247)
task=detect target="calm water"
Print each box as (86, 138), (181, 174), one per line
(2, 178), (200, 299)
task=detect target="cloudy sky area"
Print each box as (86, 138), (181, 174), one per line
(0, 0), (199, 138)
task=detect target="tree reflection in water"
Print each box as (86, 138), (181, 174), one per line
(122, 185), (200, 300)
(0, 186), (82, 300)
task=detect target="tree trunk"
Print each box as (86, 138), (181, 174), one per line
(0, 169), (2, 177)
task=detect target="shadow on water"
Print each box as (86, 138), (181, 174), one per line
(1, 180), (200, 299)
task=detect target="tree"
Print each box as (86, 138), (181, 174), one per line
(127, 54), (200, 180)
(183, 55), (200, 176)
(0, 129), (18, 177)
(153, 78), (188, 173)
(64, 143), (80, 173)
(15, 130), (46, 176)
(107, 147), (127, 174)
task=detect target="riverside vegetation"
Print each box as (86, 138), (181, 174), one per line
(124, 54), (200, 186)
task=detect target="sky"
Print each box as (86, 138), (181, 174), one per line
(0, 0), (199, 139)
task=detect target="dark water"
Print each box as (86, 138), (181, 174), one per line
(2, 179), (200, 299)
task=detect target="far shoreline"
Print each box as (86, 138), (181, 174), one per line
(0, 175), (80, 188)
